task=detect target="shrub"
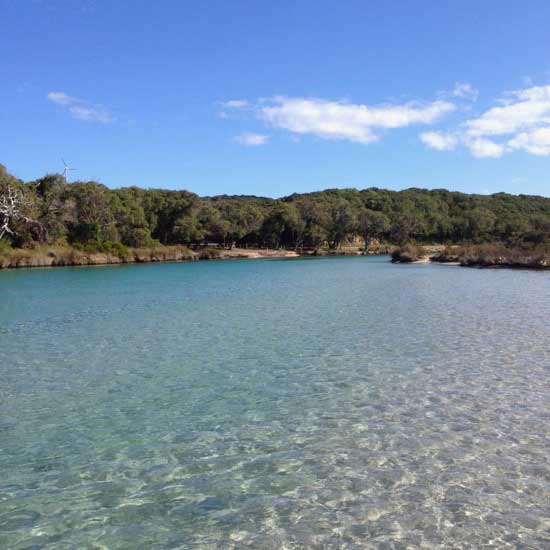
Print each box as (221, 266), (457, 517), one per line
(125, 228), (157, 248)
(197, 247), (222, 260)
(391, 243), (427, 263)
(108, 242), (130, 258)
(74, 240), (129, 258)
(431, 245), (466, 263)
(457, 243), (550, 268)
(72, 222), (100, 243)
(0, 239), (12, 258)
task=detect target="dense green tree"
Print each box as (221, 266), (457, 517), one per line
(222, 203), (264, 248)
(297, 201), (330, 250)
(172, 214), (204, 244)
(391, 213), (426, 245)
(466, 207), (497, 242)
(327, 200), (358, 249)
(1, 163), (549, 252)
(358, 209), (390, 249)
(260, 203), (304, 248)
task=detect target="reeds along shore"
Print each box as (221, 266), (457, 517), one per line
(392, 243), (550, 269)
(0, 244), (304, 269)
(0, 244), (193, 269)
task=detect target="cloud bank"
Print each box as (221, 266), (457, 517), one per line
(421, 85), (550, 157)
(259, 97), (455, 144)
(221, 84), (550, 158)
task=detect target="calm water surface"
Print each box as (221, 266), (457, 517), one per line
(1, 256), (550, 548)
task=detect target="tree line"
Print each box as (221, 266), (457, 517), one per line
(1, 164), (549, 252)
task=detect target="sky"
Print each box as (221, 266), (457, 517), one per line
(1, 0), (550, 197)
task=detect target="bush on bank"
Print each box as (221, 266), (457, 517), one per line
(391, 244), (428, 263)
(432, 243), (550, 268)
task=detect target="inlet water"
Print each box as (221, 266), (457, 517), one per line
(1, 256), (549, 548)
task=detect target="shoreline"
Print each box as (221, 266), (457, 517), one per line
(0, 244), (394, 271)
(391, 244), (550, 271)
(395, 256), (550, 270)
(2, 245), (549, 272)
(0, 246), (304, 271)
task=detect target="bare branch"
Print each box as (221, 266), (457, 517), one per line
(0, 185), (24, 239)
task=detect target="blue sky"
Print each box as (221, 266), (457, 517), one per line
(1, 0), (550, 197)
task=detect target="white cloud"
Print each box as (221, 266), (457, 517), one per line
(420, 131), (458, 151)
(508, 127), (550, 156)
(222, 99), (249, 109)
(233, 132), (270, 146)
(465, 137), (505, 158)
(424, 85), (550, 158)
(452, 82), (479, 101)
(47, 91), (74, 106)
(47, 91), (113, 123)
(222, 85), (550, 158)
(466, 85), (550, 137)
(259, 96), (455, 144)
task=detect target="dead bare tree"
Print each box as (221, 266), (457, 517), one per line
(0, 185), (22, 239)
(0, 185), (43, 240)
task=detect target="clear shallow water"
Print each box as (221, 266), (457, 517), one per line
(1, 256), (550, 549)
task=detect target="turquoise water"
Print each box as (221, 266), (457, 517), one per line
(1, 256), (550, 548)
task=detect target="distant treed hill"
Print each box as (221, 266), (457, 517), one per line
(1, 164), (549, 251)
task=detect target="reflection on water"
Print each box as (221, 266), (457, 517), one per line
(1, 257), (550, 548)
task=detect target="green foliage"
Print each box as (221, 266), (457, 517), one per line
(0, 239), (13, 258)
(1, 164), (549, 253)
(125, 227), (158, 248)
(359, 209), (390, 248)
(72, 222), (101, 242)
(74, 240), (129, 257)
(260, 202), (304, 248)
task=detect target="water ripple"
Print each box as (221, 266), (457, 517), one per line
(1, 257), (549, 548)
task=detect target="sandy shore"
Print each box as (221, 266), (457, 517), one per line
(214, 248), (300, 259)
